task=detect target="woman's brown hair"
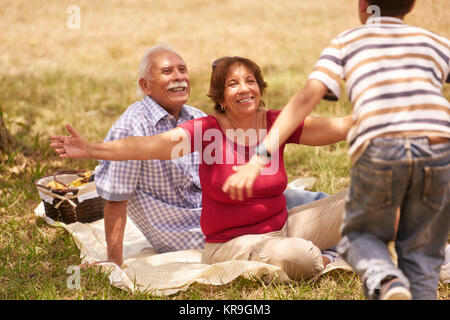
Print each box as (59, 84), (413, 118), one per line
(207, 56), (268, 113)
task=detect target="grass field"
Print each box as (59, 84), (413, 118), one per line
(0, 0), (449, 300)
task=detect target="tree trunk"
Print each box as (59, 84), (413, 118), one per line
(0, 114), (31, 155)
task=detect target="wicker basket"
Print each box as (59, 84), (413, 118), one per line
(35, 170), (105, 224)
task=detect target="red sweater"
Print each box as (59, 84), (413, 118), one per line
(179, 109), (303, 243)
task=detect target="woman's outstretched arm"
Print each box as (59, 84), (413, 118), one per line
(50, 124), (191, 161)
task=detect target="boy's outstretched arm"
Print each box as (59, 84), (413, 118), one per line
(265, 79), (330, 153)
(222, 79), (330, 201)
(300, 114), (353, 146)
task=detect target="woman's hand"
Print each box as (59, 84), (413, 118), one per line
(50, 124), (90, 159)
(222, 156), (265, 201)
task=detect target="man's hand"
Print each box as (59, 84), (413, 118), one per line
(222, 156), (265, 201)
(50, 124), (90, 159)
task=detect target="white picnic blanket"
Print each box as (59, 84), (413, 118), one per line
(34, 202), (293, 295)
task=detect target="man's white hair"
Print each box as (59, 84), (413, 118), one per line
(136, 44), (177, 98)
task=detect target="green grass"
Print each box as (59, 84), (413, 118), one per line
(1, 0), (449, 300)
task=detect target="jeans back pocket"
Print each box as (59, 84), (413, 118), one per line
(423, 163), (450, 211)
(352, 163), (393, 210)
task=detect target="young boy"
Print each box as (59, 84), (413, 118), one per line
(225, 0), (449, 299)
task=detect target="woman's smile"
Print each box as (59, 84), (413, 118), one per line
(222, 62), (261, 115)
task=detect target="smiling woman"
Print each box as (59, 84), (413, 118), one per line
(209, 56), (268, 114)
(211, 60), (268, 147)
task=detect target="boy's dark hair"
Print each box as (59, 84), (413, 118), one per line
(367, 0), (415, 17)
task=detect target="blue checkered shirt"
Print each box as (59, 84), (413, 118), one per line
(95, 96), (207, 253)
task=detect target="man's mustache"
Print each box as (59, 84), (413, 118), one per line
(167, 81), (189, 90)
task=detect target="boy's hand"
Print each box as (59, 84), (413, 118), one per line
(222, 156), (266, 201)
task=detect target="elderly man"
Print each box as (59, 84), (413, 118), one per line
(95, 45), (206, 266)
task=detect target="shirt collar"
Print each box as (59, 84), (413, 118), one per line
(141, 95), (195, 126)
(179, 105), (197, 122)
(366, 16), (405, 25)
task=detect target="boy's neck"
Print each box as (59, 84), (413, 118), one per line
(365, 15), (405, 24)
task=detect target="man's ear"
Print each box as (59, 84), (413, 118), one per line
(139, 78), (151, 95)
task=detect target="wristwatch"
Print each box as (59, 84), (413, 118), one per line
(254, 143), (271, 162)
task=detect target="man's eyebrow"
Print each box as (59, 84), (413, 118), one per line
(159, 63), (186, 70)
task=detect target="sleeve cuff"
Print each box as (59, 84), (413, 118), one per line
(308, 72), (341, 101)
(96, 187), (133, 201)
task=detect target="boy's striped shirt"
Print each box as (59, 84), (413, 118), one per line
(309, 17), (450, 162)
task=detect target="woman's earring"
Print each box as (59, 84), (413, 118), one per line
(220, 105), (226, 112)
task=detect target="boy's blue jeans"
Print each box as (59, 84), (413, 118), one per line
(338, 137), (449, 300)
